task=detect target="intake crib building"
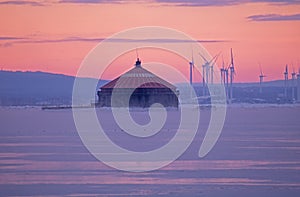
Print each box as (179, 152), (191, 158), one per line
(97, 59), (179, 108)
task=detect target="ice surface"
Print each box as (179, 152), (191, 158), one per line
(0, 106), (300, 196)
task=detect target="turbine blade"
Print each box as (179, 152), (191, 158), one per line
(259, 63), (263, 75)
(191, 47), (194, 64)
(230, 48), (234, 67)
(222, 55), (225, 69)
(198, 53), (209, 63)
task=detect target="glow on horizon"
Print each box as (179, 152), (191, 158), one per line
(0, 1), (299, 82)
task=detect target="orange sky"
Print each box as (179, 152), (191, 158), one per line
(0, 0), (299, 82)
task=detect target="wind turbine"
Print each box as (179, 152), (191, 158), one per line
(199, 53), (220, 95)
(220, 57), (230, 100)
(284, 65), (288, 98)
(199, 53), (209, 96)
(210, 53), (221, 85)
(259, 63), (266, 93)
(220, 56), (225, 84)
(291, 67), (296, 101)
(225, 67), (229, 100)
(292, 67), (296, 80)
(189, 49), (195, 86)
(229, 48), (236, 102)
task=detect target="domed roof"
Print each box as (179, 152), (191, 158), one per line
(100, 59), (176, 90)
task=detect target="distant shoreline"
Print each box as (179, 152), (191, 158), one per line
(1, 103), (300, 111)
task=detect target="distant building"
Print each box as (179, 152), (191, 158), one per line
(97, 58), (179, 108)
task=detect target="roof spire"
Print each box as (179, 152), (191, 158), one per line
(135, 48), (141, 67)
(135, 58), (141, 67)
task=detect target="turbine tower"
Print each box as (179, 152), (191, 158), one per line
(225, 68), (229, 100)
(202, 61), (206, 96)
(189, 50), (194, 86)
(259, 63), (266, 94)
(199, 53), (210, 96)
(209, 53), (220, 84)
(220, 55), (231, 101)
(297, 68), (300, 103)
(291, 67), (296, 101)
(210, 64), (214, 84)
(229, 48), (235, 103)
(220, 56), (225, 84)
(284, 65), (288, 99)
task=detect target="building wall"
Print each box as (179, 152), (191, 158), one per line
(97, 88), (179, 108)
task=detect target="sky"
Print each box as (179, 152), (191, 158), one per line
(0, 0), (299, 82)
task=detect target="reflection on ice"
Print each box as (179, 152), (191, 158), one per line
(0, 106), (300, 196)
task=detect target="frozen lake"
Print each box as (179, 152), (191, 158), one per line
(0, 105), (300, 196)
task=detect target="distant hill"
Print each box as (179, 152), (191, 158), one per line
(0, 70), (298, 106)
(0, 71), (108, 106)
